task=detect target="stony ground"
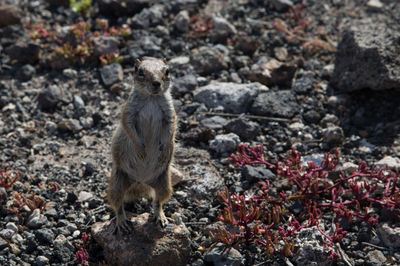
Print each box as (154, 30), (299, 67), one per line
(1, 0), (400, 265)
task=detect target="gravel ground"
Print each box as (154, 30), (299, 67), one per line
(0, 0), (400, 265)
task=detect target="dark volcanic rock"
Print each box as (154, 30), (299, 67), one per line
(37, 85), (62, 111)
(6, 42), (40, 64)
(225, 117), (260, 141)
(331, 19), (400, 91)
(92, 213), (191, 266)
(250, 90), (300, 118)
(97, 0), (150, 17)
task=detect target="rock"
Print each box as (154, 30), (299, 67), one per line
(53, 234), (74, 262)
(92, 213), (191, 265)
(303, 110), (321, 124)
(200, 116), (229, 130)
(168, 56), (190, 67)
(6, 223), (18, 232)
(267, 0), (294, 11)
(293, 226), (331, 266)
(26, 209), (47, 229)
(128, 35), (162, 59)
(6, 42), (40, 64)
(9, 243), (21, 255)
(210, 15), (237, 42)
(367, 250), (386, 264)
(204, 243), (243, 266)
(97, 0), (150, 17)
(45, 0), (70, 7)
(0, 5), (22, 26)
(57, 119), (82, 133)
(224, 118), (260, 141)
(250, 90), (299, 118)
(174, 147), (225, 198)
(241, 165), (275, 183)
(274, 47), (288, 61)
(34, 229), (55, 245)
(17, 64), (36, 81)
(293, 74), (315, 94)
(172, 74), (197, 95)
(132, 8), (151, 29)
(35, 255), (49, 266)
(374, 156), (400, 169)
(0, 187), (6, 203)
(191, 46), (229, 75)
(73, 95), (85, 112)
(0, 229), (15, 240)
(234, 34), (259, 55)
(62, 68), (78, 79)
(78, 191), (93, 202)
(0, 238), (8, 250)
(37, 85), (62, 111)
(367, 0), (383, 9)
(209, 133), (240, 155)
(66, 192), (78, 204)
(322, 126), (344, 144)
(181, 125), (215, 142)
(93, 36), (120, 56)
(193, 82), (262, 114)
(320, 114), (339, 127)
(339, 162), (358, 175)
(100, 63), (123, 87)
(174, 10), (190, 33)
(331, 20), (400, 91)
(377, 223), (400, 248)
(245, 58), (296, 87)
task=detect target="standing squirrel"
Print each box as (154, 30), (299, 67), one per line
(108, 57), (176, 234)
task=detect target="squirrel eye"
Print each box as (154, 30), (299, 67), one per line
(137, 68), (144, 78)
(165, 68), (170, 77)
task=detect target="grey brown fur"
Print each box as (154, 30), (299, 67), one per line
(108, 57), (176, 234)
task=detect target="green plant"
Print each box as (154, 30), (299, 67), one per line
(99, 53), (123, 66)
(71, 0), (92, 16)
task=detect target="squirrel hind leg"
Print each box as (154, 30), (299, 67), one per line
(108, 168), (133, 235)
(149, 169), (173, 228)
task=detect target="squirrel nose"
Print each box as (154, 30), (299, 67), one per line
(152, 81), (161, 88)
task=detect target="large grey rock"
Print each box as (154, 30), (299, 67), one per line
(174, 147), (224, 198)
(191, 46), (229, 75)
(209, 133), (240, 155)
(92, 213), (191, 266)
(250, 90), (299, 118)
(100, 63), (123, 87)
(193, 82), (262, 113)
(331, 20), (400, 91)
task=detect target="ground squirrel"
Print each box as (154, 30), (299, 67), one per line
(108, 57), (176, 234)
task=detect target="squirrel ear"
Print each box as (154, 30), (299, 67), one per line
(134, 59), (141, 71)
(135, 58), (141, 67)
(162, 58), (167, 63)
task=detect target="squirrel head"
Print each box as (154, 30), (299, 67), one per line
(134, 57), (171, 96)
